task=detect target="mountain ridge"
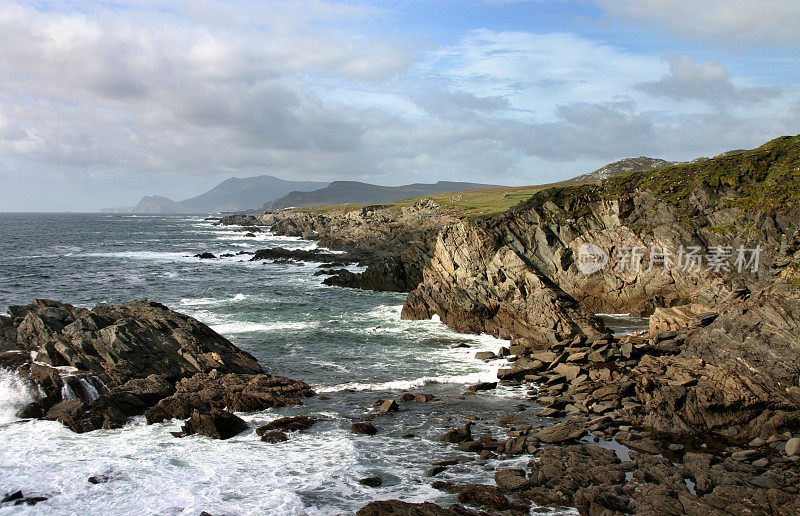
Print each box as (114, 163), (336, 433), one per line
(102, 175), (327, 214)
(262, 180), (508, 211)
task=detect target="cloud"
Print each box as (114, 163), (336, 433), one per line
(597, 0), (800, 46)
(0, 2), (798, 211)
(638, 55), (782, 106)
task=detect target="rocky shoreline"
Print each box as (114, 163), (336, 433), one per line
(0, 299), (314, 436)
(217, 136), (800, 514)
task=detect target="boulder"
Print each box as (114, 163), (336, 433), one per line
(533, 420), (587, 444)
(256, 415), (315, 434)
(351, 422), (378, 435)
(378, 400), (399, 412)
(181, 409), (248, 440)
(437, 423), (473, 443)
(260, 430), (289, 443)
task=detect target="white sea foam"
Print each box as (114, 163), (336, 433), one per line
(0, 412), (497, 515)
(0, 369), (36, 425)
(210, 320), (317, 335)
(179, 293), (249, 307)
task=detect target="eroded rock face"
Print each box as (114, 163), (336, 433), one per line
(402, 220), (604, 342)
(0, 299), (314, 434)
(402, 180), (798, 343)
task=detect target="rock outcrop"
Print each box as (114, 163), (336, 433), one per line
(259, 200), (454, 293)
(0, 299), (314, 434)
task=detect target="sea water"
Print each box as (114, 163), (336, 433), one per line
(0, 214), (572, 515)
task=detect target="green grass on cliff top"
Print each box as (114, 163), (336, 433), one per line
(297, 134), (800, 220)
(605, 134), (800, 213)
(297, 182), (589, 219)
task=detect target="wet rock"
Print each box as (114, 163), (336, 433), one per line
(87, 475), (110, 484)
(467, 382), (497, 392)
(351, 422), (378, 435)
(0, 491), (48, 507)
(427, 465), (447, 477)
(497, 413), (528, 427)
(731, 449), (760, 462)
(356, 500), (462, 516)
(358, 477), (383, 488)
(250, 247), (354, 264)
(397, 393), (416, 402)
(260, 430), (289, 443)
(256, 415), (315, 434)
(456, 485), (518, 511)
(437, 423), (473, 443)
(378, 400), (399, 412)
(414, 394), (434, 402)
(194, 252), (217, 259)
(458, 441), (483, 453)
(3, 299), (314, 433)
(474, 351), (496, 361)
(181, 409), (247, 440)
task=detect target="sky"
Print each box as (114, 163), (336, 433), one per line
(1, 0), (800, 211)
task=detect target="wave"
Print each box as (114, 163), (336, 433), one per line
(0, 369), (36, 425)
(179, 293), (249, 307)
(210, 320), (318, 335)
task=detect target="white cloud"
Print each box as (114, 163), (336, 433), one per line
(638, 55), (782, 106)
(0, 2), (798, 211)
(597, 0), (800, 46)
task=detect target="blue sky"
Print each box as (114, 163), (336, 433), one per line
(1, 0), (799, 211)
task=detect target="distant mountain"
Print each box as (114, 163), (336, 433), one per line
(569, 157), (675, 183)
(262, 181), (507, 211)
(102, 175), (328, 214)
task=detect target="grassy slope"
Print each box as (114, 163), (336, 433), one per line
(297, 182), (592, 219)
(297, 135), (800, 222)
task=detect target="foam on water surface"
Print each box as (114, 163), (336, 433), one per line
(0, 214), (553, 515)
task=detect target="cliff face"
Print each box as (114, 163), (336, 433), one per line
(403, 136), (800, 343)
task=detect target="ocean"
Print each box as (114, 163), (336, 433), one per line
(0, 213), (552, 515)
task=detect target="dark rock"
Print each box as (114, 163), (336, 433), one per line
(427, 465), (446, 477)
(251, 247), (353, 264)
(181, 409), (247, 440)
(1, 491), (48, 507)
(456, 485), (517, 511)
(458, 441), (483, 453)
(256, 415), (315, 434)
(2, 299), (315, 433)
(356, 500), (462, 516)
(438, 423), (473, 443)
(260, 430), (289, 443)
(194, 253), (217, 259)
(474, 351), (496, 361)
(467, 382), (497, 392)
(351, 422), (378, 435)
(358, 477), (383, 488)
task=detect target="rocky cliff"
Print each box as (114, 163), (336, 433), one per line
(403, 135), (800, 342)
